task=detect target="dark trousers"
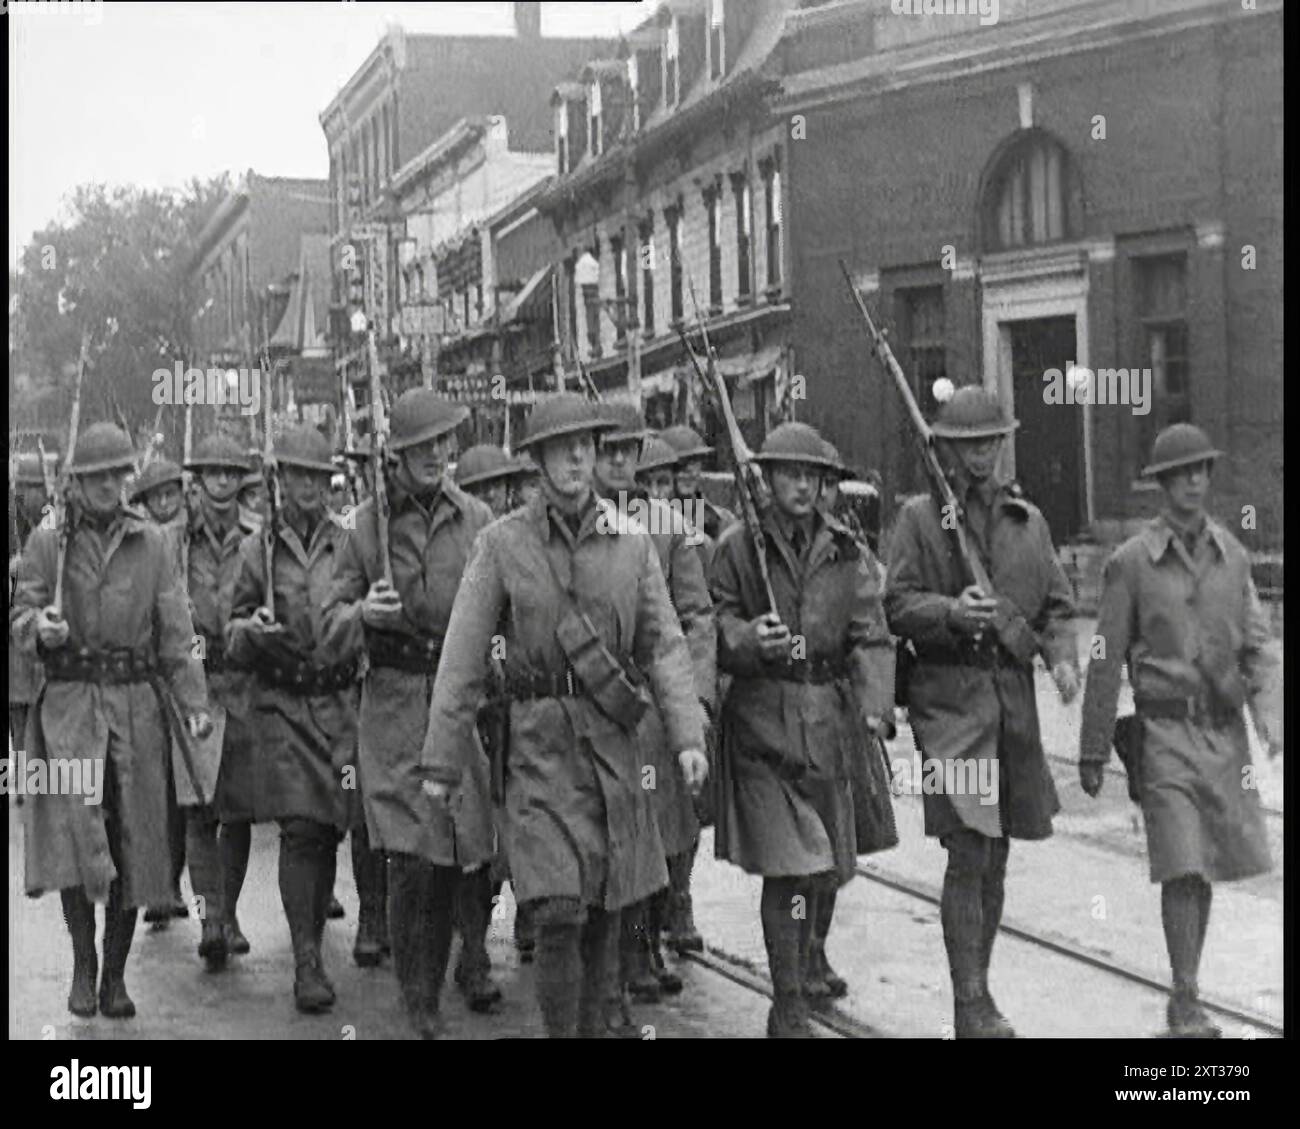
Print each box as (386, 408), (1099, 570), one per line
(531, 898), (621, 1038)
(388, 852), (458, 1025)
(277, 818), (341, 966)
(939, 828), (1010, 999)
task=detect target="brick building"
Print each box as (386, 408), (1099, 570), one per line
(777, 0), (1283, 551)
(538, 0), (797, 448)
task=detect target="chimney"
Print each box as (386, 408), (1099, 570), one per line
(514, 2), (541, 39)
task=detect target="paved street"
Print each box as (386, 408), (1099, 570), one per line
(8, 621), (1283, 1041)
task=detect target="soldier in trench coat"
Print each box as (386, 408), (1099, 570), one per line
(321, 390), (496, 1035)
(883, 386), (1078, 1039)
(226, 425), (360, 1014)
(1079, 423), (1281, 1038)
(11, 422), (211, 1021)
(419, 394), (708, 1038)
(709, 422), (895, 1038)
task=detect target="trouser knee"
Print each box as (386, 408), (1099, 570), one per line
(942, 829), (996, 879)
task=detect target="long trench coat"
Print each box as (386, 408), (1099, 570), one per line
(164, 506), (260, 812)
(1080, 516), (1280, 884)
(226, 514), (358, 831)
(884, 484), (1076, 841)
(636, 498), (716, 858)
(11, 507), (208, 907)
(420, 493), (706, 912)
(322, 479), (493, 863)
(709, 510), (895, 884)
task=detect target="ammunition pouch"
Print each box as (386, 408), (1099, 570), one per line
(255, 657), (359, 696)
(553, 607), (647, 732)
(366, 629), (442, 675)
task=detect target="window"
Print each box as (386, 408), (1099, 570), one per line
(710, 0), (724, 80)
(665, 17), (679, 107)
(565, 255), (578, 358)
(556, 102), (569, 173)
(733, 175), (752, 302)
(667, 206), (683, 323)
(639, 219), (655, 338)
(705, 185), (722, 312)
(1136, 254), (1190, 456)
(982, 130), (1079, 251)
(762, 159), (783, 289)
(611, 236), (626, 343)
(900, 287), (946, 421)
(589, 81), (602, 158)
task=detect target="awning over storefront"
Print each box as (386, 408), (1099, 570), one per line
(640, 342), (785, 399)
(500, 264), (552, 325)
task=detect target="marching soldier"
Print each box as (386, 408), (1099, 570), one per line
(10, 452), (57, 770)
(1079, 424), (1281, 1038)
(179, 435), (262, 966)
(321, 390), (496, 1035)
(884, 386), (1078, 1038)
(660, 424), (736, 545)
(710, 421), (894, 1037)
(129, 456), (192, 929)
(226, 425), (360, 1013)
(11, 422), (211, 1019)
(419, 394), (708, 1038)
(454, 444), (531, 517)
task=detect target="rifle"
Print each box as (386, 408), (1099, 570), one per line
(366, 328), (392, 583)
(137, 403), (167, 473)
(678, 275), (777, 615)
(575, 357), (604, 403)
(49, 331), (90, 613)
(180, 392), (194, 585)
(837, 260), (1037, 663)
(260, 350), (281, 621)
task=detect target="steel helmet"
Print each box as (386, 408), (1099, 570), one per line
(753, 422), (840, 472)
(13, 451), (58, 486)
(129, 459), (183, 502)
(599, 400), (649, 445)
(929, 386), (1019, 440)
(455, 444), (526, 488)
(389, 389), (470, 452)
(69, 422), (137, 475)
(636, 436), (680, 475)
(1142, 423), (1223, 478)
(660, 424), (714, 461)
(186, 434), (253, 472)
(819, 437), (855, 480)
(516, 393), (617, 452)
(273, 425), (337, 473)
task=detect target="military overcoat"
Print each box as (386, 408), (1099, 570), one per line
(11, 508), (208, 907)
(322, 479), (494, 863)
(1079, 516), (1279, 883)
(709, 510), (895, 884)
(420, 493), (707, 912)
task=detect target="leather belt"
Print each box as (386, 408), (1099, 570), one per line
(41, 646), (158, 685)
(366, 631), (443, 675)
(504, 669), (586, 701)
(256, 659), (359, 696)
(1136, 696), (1238, 728)
(912, 640), (1000, 670)
(759, 659), (848, 685)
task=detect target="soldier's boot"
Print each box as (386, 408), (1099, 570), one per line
(514, 895), (536, 963)
(811, 884), (852, 998)
(942, 836), (1009, 1039)
(977, 838), (1014, 1037)
(279, 821), (333, 1014)
(666, 842), (704, 954)
(580, 908), (633, 1038)
(60, 887), (98, 1018)
(534, 917), (582, 1038)
(220, 820), (252, 954)
(621, 899), (661, 1003)
(186, 807), (228, 972)
(1163, 876), (1220, 1038)
(98, 880), (138, 1020)
(761, 878), (812, 1038)
(311, 832), (340, 1001)
(453, 868), (502, 1012)
(388, 853), (429, 1033)
(415, 866), (458, 1039)
(646, 887), (683, 995)
(351, 823), (387, 967)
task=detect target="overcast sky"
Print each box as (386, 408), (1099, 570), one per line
(8, 1), (649, 265)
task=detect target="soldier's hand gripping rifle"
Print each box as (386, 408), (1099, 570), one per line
(366, 328), (393, 583)
(676, 280), (778, 615)
(46, 330), (90, 615)
(838, 260), (1038, 662)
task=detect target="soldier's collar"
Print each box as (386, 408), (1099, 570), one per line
(1145, 513), (1227, 561)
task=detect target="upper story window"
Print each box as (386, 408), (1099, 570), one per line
(665, 17), (679, 108)
(710, 0), (725, 80)
(981, 129), (1081, 252)
(761, 158), (783, 290)
(732, 174), (752, 302)
(705, 185), (723, 313)
(589, 81), (602, 157)
(1135, 253), (1190, 457)
(666, 205), (683, 323)
(639, 219), (655, 338)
